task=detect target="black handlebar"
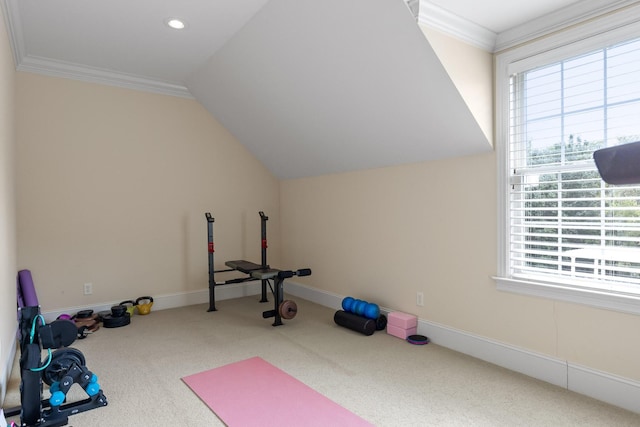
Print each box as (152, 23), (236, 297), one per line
(297, 268), (312, 277)
(277, 268), (312, 280)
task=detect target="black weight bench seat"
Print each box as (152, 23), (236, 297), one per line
(225, 260), (265, 274)
(225, 260), (280, 280)
(249, 268), (281, 280)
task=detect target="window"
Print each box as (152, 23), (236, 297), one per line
(495, 14), (640, 314)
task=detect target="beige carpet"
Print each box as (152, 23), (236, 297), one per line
(4, 295), (640, 426)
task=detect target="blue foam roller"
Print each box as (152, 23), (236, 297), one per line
(364, 303), (380, 320)
(342, 297), (354, 312)
(354, 300), (366, 316)
(349, 299), (359, 314)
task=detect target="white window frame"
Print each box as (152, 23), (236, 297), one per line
(494, 9), (640, 315)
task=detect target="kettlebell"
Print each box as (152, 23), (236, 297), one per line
(135, 296), (154, 315)
(119, 300), (136, 317)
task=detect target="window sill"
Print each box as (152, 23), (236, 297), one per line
(493, 276), (640, 316)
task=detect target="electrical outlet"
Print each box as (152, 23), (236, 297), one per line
(416, 292), (424, 306)
(84, 283), (93, 295)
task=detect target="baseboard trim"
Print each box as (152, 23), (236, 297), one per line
(41, 281), (262, 322)
(284, 281), (640, 414)
(1, 334), (17, 406)
(415, 317), (569, 388)
(569, 364), (640, 413)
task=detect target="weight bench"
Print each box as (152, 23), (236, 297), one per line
(205, 212), (311, 326)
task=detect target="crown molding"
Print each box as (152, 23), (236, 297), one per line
(418, 0), (640, 53)
(17, 55), (194, 99)
(404, 0), (419, 20)
(418, 1), (497, 52)
(1, 0), (24, 68)
(494, 0), (640, 52)
(3, 0), (637, 91)
(0, 0), (193, 99)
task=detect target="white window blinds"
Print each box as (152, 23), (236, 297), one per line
(508, 37), (640, 289)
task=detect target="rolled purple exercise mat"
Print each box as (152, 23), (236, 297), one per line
(16, 276), (24, 308)
(18, 269), (39, 307)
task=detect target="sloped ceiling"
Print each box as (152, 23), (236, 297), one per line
(5, 0), (613, 179)
(188, 0), (490, 179)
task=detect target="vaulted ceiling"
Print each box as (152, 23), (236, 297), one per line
(1, 0), (605, 179)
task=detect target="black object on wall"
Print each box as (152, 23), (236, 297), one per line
(593, 141), (640, 185)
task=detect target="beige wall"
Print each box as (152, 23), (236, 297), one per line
(0, 3), (16, 403)
(279, 34), (640, 382)
(280, 140), (640, 383)
(16, 73), (280, 311)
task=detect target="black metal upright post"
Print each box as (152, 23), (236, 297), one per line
(272, 275), (284, 326)
(259, 211), (269, 303)
(17, 305), (42, 426)
(205, 212), (217, 311)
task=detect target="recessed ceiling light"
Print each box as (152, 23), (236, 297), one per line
(165, 18), (186, 30)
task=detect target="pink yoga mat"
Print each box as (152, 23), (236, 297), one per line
(182, 356), (373, 427)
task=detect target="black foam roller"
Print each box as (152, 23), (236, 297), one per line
(334, 310), (375, 336)
(375, 314), (387, 331)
